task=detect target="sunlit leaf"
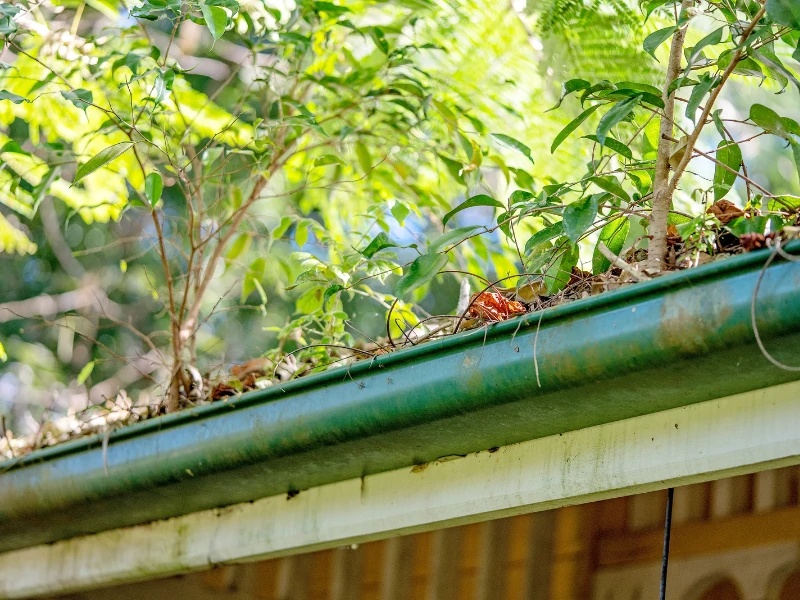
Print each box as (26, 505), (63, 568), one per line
(202, 4), (228, 40)
(395, 253), (447, 298)
(551, 104), (602, 153)
(713, 140), (742, 201)
(582, 134), (633, 159)
(77, 361), (95, 385)
(490, 133), (534, 164)
(547, 78), (590, 111)
(145, 172), (163, 208)
(360, 232), (400, 258)
(592, 217), (630, 274)
(73, 143), (133, 185)
(563, 194), (600, 244)
(596, 95), (639, 146)
(643, 26), (677, 60)
(61, 89), (93, 111)
(442, 194), (505, 227)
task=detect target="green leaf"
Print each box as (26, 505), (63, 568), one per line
(582, 134), (633, 159)
(590, 176), (630, 202)
(73, 143), (133, 185)
(592, 217), (630, 274)
(752, 48), (800, 93)
(61, 89), (93, 111)
(685, 73), (718, 123)
(684, 27), (724, 72)
(614, 81), (663, 97)
(551, 104), (602, 153)
(596, 96), (639, 146)
(314, 154), (346, 166)
(355, 142), (371, 173)
(713, 140), (742, 201)
(563, 194), (600, 244)
(201, 4), (228, 40)
(0, 340), (6, 362)
(767, 0), (800, 28)
(77, 361), (95, 385)
(396, 253), (448, 298)
(547, 78), (590, 111)
(360, 232), (400, 258)
(272, 215), (293, 239)
(442, 194), (505, 227)
(643, 26), (677, 60)
(226, 233), (251, 262)
(545, 242), (580, 295)
(370, 26), (389, 54)
(145, 172), (163, 208)
(491, 133), (534, 164)
(428, 225), (483, 253)
(0, 90), (28, 104)
(323, 284), (344, 308)
(749, 104), (798, 139)
(524, 222), (564, 253)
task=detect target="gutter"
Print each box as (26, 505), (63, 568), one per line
(1, 244), (799, 553)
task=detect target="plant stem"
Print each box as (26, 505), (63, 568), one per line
(647, 0), (693, 274)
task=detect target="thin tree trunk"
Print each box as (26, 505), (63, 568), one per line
(647, 0), (693, 273)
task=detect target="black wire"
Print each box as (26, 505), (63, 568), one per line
(660, 487), (675, 600)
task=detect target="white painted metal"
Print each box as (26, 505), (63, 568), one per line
(3, 380), (800, 599)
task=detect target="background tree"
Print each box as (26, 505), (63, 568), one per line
(0, 0), (798, 447)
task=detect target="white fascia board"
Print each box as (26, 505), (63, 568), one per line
(2, 380), (800, 599)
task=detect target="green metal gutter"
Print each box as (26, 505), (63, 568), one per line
(1, 244), (799, 553)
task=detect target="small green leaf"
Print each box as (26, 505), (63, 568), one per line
(590, 176), (630, 202)
(73, 143), (133, 185)
(767, 0), (800, 28)
(428, 225), (483, 253)
(547, 78), (591, 111)
(713, 140), (742, 201)
(77, 361), (95, 385)
(442, 194), (505, 227)
(684, 27), (724, 72)
(582, 134), (633, 159)
(545, 242), (580, 295)
(749, 104), (800, 139)
(563, 194), (600, 244)
(0, 90), (28, 104)
(752, 48), (800, 93)
(592, 217), (630, 274)
(524, 222), (564, 253)
(201, 4), (228, 40)
(295, 221), (309, 248)
(226, 233), (251, 262)
(686, 73), (717, 123)
(643, 26), (677, 60)
(323, 284), (344, 308)
(551, 104), (603, 153)
(145, 172), (163, 208)
(61, 89), (93, 111)
(0, 340), (6, 362)
(355, 142), (371, 173)
(314, 154), (346, 167)
(596, 96), (639, 146)
(396, 253), (448, 298)
(370, 26), (389, 54)
(490, 133), (534, 164)
(272, 215), (293, 239)
(360, 232), (399, 258)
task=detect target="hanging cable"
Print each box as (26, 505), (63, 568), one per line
(659, 488), (675, 600)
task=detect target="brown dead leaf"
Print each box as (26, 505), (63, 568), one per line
(211, 382), (238, 401)
(707, 200), (744, 224)
(231, 357), (271, 379)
